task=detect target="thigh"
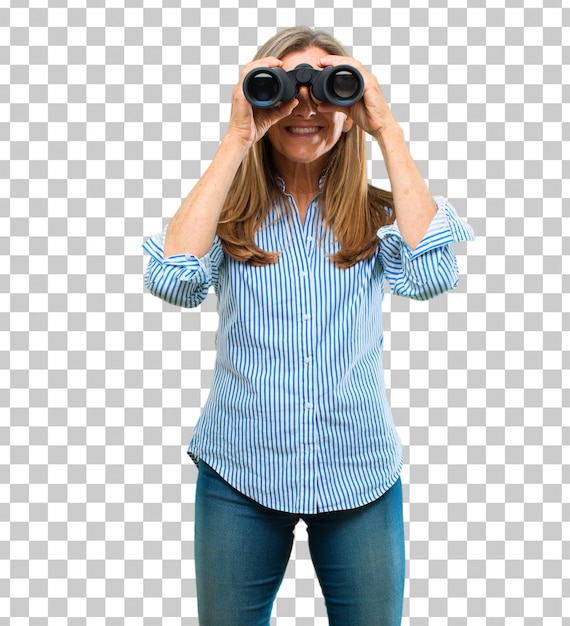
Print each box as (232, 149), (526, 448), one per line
(306, 478), (405, 626)
(194, 462), (298, 626)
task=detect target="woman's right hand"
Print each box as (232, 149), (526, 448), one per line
(226, 57), (299, 147)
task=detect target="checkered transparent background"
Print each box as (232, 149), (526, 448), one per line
(2, 1), (568, 624)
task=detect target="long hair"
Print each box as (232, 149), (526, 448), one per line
(217, 26), (395, 268)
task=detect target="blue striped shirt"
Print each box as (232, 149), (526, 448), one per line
(143, 189), (474, 514)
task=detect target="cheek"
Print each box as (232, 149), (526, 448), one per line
(265, 126), (281, 149)
(329, 113), (346, 143)
(328, 114), (347, 136)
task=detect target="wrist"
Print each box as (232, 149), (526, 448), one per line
(372, 119), (402, 143)
(222, 129), (254, 154)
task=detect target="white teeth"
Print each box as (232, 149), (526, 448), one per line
(288, 127), (320, 134)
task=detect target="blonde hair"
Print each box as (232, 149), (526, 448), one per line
(217, 26), (395, 268)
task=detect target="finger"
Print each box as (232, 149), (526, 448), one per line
(316, 99), (341, 111)
(271, 98), (300, 121)
(240, 56), (283, 78)
(319, 54), (362, 70)
(316, 101), (352, 117)
(252, 98), (298, 133)
(318, 54), (348, 67)
(319, 54), (374, 93)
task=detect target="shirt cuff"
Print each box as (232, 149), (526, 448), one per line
(377, 195), (475, 260)
(142, 227), (215, 283)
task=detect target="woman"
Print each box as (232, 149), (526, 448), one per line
(143, 26), (474, 626)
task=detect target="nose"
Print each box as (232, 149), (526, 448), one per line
(292, 86), (318, 116)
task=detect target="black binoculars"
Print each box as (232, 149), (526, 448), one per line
(243, 63), (364, 109)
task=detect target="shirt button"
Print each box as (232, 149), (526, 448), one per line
(303, 313), (310, 321)
(300, 271), (307, 278)
(305, 356), (311, 364)
(306, 402), (313, 410)
(307, 236), (313, 242)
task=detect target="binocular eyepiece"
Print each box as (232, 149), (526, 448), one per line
(243, 63), (364, 109)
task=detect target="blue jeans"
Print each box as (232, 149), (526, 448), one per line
(195, 461), (405, 625)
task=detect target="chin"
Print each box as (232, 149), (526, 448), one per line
(288, 154), (323, 163)
(281, 146), (330, 163)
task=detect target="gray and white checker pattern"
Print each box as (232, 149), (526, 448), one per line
(2, 1), (568, 624)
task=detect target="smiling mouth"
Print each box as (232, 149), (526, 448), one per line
(286, 126), (322, 135)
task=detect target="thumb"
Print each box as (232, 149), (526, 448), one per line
(254, 99), (298, 140)
(273, 98), (299, 121)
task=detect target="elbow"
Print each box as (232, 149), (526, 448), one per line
(145, 281), (206, 309)
(144, 262), (208, 309)
(413, 268), (460, 300)
(393, 263), (460, 301)
(409, 246), (460, 300)
(410, 275), (458, 300)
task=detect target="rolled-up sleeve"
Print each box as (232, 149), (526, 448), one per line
(142, 224), (224, 308)
(377, 195), (475, 300)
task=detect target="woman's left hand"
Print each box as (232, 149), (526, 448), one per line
(317, 55), (399, 140)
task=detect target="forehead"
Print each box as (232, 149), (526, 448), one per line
(280, 46), (330, 71)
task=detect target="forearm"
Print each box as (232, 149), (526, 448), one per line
(163, 133), (250, 258)
(374, 123), (437, 251)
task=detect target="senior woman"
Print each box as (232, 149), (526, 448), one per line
(143, 26), (474, 626)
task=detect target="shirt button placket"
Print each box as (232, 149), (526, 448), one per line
(298, 205), (318, 512)
(305, 246), (319, 512)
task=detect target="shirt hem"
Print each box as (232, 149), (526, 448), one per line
(187, 443), (404, 515)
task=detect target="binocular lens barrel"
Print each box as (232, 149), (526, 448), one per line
(243, 64), (364, 108)
(248, 72), (280, 103)
(330, 71), (359, 100)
